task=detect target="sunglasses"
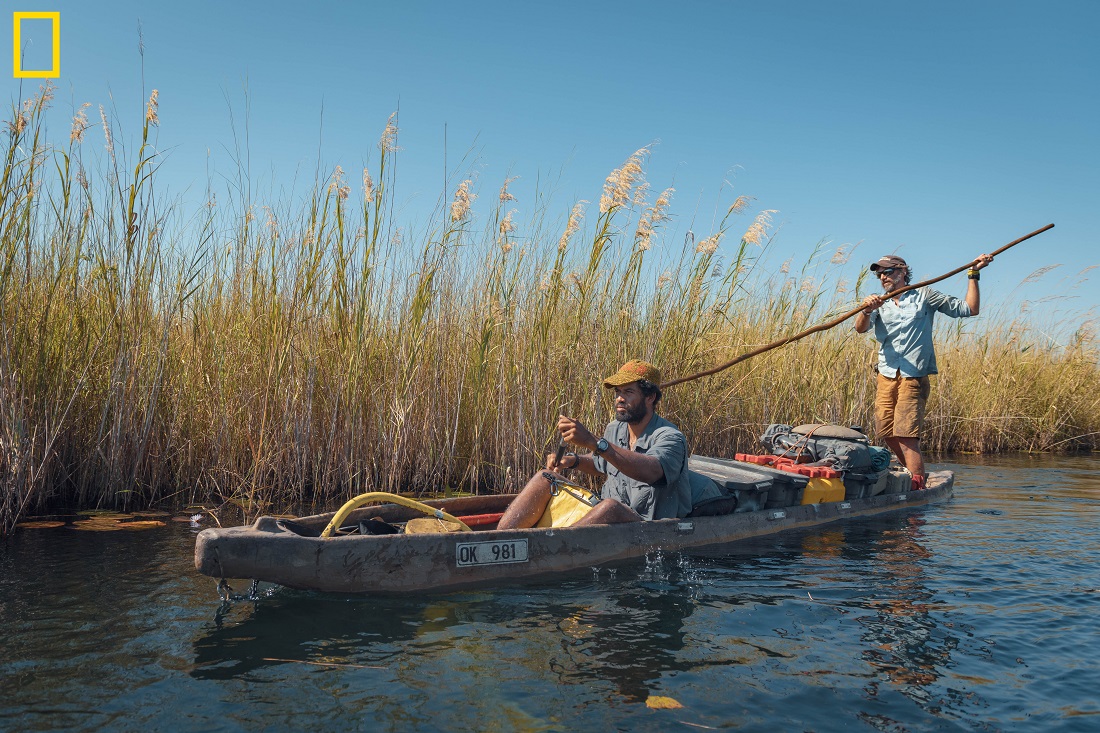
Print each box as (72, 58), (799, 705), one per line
(876, 268), (901, 277)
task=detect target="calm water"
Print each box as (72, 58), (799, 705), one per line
(2, 456), (1099, 732)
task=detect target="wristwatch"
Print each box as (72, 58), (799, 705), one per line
(595, 438), (610, 454)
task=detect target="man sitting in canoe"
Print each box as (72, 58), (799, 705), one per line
(497, 360), (694, 528)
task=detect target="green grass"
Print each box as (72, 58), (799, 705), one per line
(2, 85), (1096, 533)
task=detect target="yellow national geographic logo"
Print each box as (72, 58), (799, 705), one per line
(13, 12), (61, 78)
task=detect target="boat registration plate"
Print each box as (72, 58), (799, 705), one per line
(456, 539), (529, 567)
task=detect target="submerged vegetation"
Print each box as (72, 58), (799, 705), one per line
(2, 85), (1097, 533)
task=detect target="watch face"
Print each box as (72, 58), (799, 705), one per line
(597, 438), (609, 453)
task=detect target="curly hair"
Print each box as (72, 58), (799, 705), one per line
(637, 379), (663, 406)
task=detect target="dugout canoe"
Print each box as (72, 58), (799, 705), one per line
(194, 463), (954, 594)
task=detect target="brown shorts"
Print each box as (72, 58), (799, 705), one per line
(875, 373), (931, 439)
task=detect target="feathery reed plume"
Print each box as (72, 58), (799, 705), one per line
(599, 185), (613, 214)
(8, 85), (52, 134)
(728, 195), (753, 216)
(8, 111), (27, 135)
(635, 186), (674, 251)
(264, 207), (278, 240)
(99, 105), (113, 155)
(329, 165), (350, 200)
(379, 113), (399, 153)
(635, 218), (654, 251)
(37, 82), (56, 107)
(451, 179), (475, 223)
(145, 89), (159, 126)
(498, 208), (516, 235)
(653, 187), (674, 217)
(1023, 264), (1061, 284)
(600, 147), (648, 212)
(362, 168), (374, 202)
(70, 103), (91, 143)
(498, 209), (516, 250)
(830, 245), (851, 265)
(499, 176), (518, 203)
(559, 201), (586, 252)
(742, 209), (777, 246)
(696, 233), (722, 255)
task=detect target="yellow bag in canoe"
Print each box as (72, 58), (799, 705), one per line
(405, 517), (466, 534)
(536, 484), (599, 528)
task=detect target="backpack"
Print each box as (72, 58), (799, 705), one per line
(761, 423), (885, 475)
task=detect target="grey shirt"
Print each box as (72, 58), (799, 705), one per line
(591, 414), (693, 520)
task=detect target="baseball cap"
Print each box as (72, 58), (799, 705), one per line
(870, 255), (908, 272)
(602, 359), (661, 388)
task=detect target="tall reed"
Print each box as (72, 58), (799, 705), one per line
(1, 86), (1096, 534)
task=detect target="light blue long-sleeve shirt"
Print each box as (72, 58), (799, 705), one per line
(867, 287), (973, 377)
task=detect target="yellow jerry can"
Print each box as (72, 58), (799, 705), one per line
(800, 476), (846, 505)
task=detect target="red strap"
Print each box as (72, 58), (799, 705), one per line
(454, 512), (505, 527)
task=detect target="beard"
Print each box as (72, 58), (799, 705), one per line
(614, 403), (648, 424)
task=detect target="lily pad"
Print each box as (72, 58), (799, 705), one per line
(118, 520), (167, 530)
(70, 519), (125, 532)
(80, 512), (132, 521)
(15, 520), (66, 529)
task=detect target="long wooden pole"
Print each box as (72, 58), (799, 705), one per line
(659, 223), (1055, 389)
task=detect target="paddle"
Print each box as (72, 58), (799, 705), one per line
(551, 396), (572, 468)
(553, 438), (568, 468)
(659, 223), (1055, 389)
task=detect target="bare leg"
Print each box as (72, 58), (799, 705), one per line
(497, 472), (556, 529)
(571, 498), (643, 526)
(885, 436), (906, 467)
(886, 436), (925, 483)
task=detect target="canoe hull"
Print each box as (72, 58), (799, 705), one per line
(195, 471), (953, 594)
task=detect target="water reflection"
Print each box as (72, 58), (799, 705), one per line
(5, 457), (1100, 730)
(548, 564), (697, 702)
(851, 518), (948, 698)
(688, 514), (969, 724)
(191, 558), (701, 707)
(191, 592), (432, 680)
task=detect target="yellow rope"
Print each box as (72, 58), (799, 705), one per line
(319, 492), (472, 537)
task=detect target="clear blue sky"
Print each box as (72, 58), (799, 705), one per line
(9, 1), (1100, 327)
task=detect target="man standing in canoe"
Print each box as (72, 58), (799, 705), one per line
(855, 252), (994, 490)
(498, 359), (695, 528)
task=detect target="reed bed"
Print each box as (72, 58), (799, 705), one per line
(2, 86), (1097, 533)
